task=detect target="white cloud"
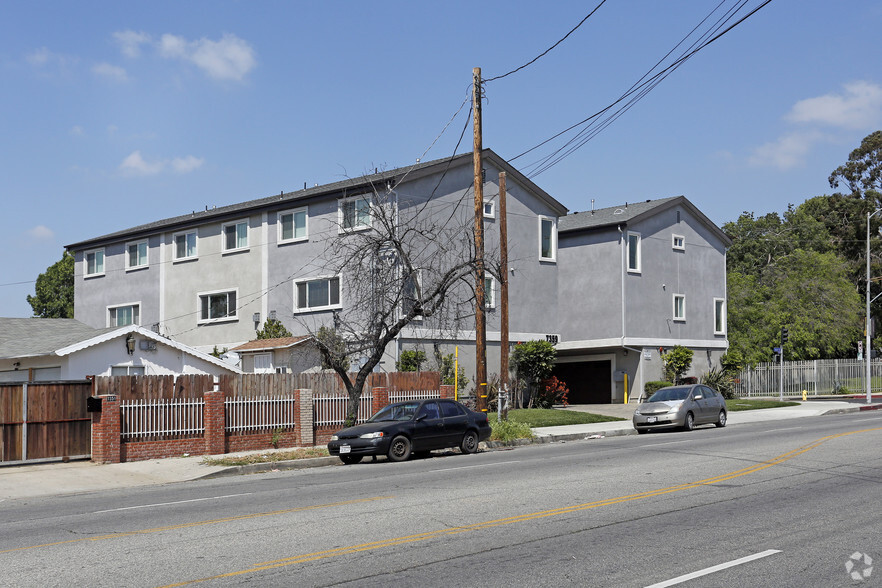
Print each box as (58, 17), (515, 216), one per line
(748, 131), (825, 170)
(158, 33), (256, 81)
(171, 155), (205, 174)
(25, 47), (76, 68)
(119, 150), (204, 176)
(786, 81), (882, 130)
(27, 225), (55, 241)
(70, 125), (85, 137)
(92, 62), (128, 82)
(113, 30), (152, 58)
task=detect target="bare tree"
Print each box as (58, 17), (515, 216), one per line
(301, 171), (497, 425)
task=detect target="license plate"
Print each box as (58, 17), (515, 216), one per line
(339, 445), (351, 454)
(647, 417), (657, 423)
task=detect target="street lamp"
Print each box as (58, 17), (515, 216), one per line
(865, 209), (882, 404)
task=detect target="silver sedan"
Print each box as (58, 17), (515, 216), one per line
(633, 384), (727, 434)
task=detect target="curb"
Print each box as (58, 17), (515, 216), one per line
(199, 456), (341, 479)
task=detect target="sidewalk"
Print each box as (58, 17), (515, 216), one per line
(2, 401), (880, 501)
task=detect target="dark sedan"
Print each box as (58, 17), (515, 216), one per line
(327, 399), (491, 464)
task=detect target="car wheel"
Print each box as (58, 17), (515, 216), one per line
(683, 412), (695, 431)
(715, 410), (727, 428)
(339, 455), (363, 465)
(387, 435), (412, 462)
(461, 430), (479, 454)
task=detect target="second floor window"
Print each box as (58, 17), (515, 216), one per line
(484, 276), (496, 309)
(223, 221), (248, 251)
(539, 216), (557, 261)
(673, 294), (686, 322)
(295, 276), (341, 311)
(126, 241), (148, 269)
(85, 249), (104, 277)
(199, 290), (237, 322)
(109, 304), (140, 327)
(714, 298), (726, 334)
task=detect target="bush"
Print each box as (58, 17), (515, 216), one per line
(490, 418), (534, 442)
(701, 367), (736, 399)
(535, 376), (569, 408)
(644, 381), (673, 397)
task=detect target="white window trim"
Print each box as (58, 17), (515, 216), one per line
(483, 200), (496, 219)
(111, 364), (146, 376)
(714, 298), (726, 335)
(672, 234), (685, 251)
(173, 230), (198, 262)
(125, 240), (149, 271)
(485, 275), (496, 309)
(197, 288), (239, 324)
(294, 275), (342, 313)
(338, 194), (372, 233)
(107, 301), (141, 327)
(85, 248), (105, 278)
(673, 294), (686, 322)
(278, 206), (309, 244)
(538, 215), (557, 262)
(627, 232), (641, 274)
(222, 219), (249, 253)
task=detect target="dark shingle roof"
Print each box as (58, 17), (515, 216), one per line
(0, 318), (113, 359)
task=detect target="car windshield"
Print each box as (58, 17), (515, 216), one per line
(367, 401), (420, 422)
(648, 387), (690, 402)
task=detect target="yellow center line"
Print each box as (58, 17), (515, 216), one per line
(0, 496), (392, 555)
(162, 427), (882, 587)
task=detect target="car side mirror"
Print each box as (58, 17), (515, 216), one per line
(415, 414), (426, 422)
(693, 395), (702, 400)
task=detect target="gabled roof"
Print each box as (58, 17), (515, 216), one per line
(0, 318), (241, 373)
(0, 318), (115, 360)
(558, 195), (731, 246)
(65, 149), (567, 250)
(231, 335), (313, 353)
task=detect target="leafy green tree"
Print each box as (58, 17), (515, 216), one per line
(661, 345), (693, 382)
(27, 252), (74, 318)
(256, 318), (292, 339)
(510, 340), (556, 408)
(829, 130), (882, 203)
(433, 350), (468, 389)
(396, 349), (427, 372)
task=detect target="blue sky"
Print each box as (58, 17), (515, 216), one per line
(2, 1), (880, 318)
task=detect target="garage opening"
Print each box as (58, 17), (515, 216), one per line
(553, 360), (612, 404)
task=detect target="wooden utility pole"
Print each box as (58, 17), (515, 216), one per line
(499, 171), (510, 420)
(473, 67), (487, 412)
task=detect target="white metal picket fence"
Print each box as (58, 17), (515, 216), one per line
(389, 389), (440, 403)
(225, 395), (297, 433)
(734, 359), (882, 397)
(313, 392), (374, 426)
(121, 398), (205, 439)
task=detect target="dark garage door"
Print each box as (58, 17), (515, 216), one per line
(553, 360), (612, 404)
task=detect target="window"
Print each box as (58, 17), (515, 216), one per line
(402, 270), (423, 319)
(279, 207), (308, 243)
(673, 234), (685, 251)
(295, 276), (341, 312)
(174, 231), (197, 260)
(339, 195), (371, 232)
(109, 304), (140, 327)
(483, 200), (495, 219)
(223, 220), (248, 252)
(199, 290), (237, 322)
(85, 249), (104, 277)
(126, 240), (148, 270)
(539, 216), (557, 262)
(484, 276), (496, 309)
(673, 294), (686, 322)
(714, 298), (726, 334)
(627, 232), (641, 273)
(111, 365), (145, 376)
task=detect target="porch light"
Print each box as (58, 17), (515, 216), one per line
(126, 333), (136, 355)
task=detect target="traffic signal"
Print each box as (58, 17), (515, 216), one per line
(781, 327), (789, 345)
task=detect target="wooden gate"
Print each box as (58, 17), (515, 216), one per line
(0, 381), (93, 464)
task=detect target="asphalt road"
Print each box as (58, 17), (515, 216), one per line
(2, 411), (881, 587)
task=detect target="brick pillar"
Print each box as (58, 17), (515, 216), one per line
(204, 390), (226, 456)
(440, 385), (454, 399)
(371, 386), (389, 414)
(91, 394), (120, 464)
(298, 388), (314, 447)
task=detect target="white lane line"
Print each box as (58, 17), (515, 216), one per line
(642, 440), (692, 447)
(93, 493), (253, 514)
(772, 427), (803, 432)
(433, 461), (521, 472)
(645, 549), (782, 587)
